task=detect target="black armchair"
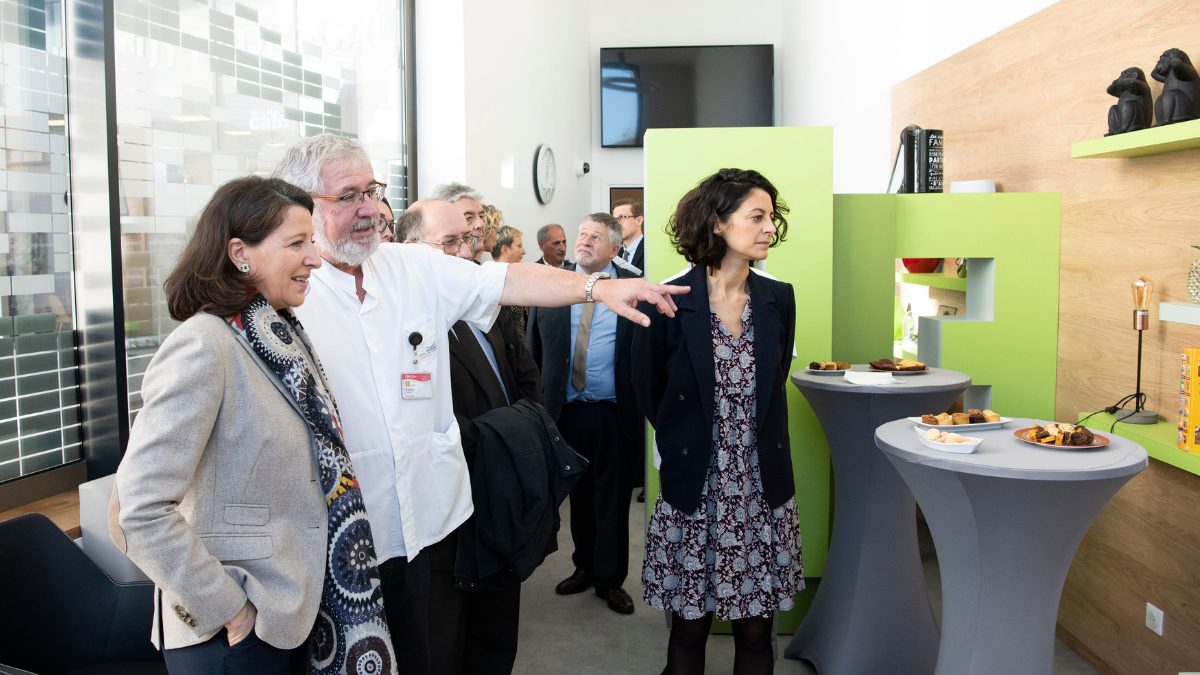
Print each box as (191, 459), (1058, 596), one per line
(0, 513), (166, 675)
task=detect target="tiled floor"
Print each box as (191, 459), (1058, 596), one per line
(511, 496), (1100, 675)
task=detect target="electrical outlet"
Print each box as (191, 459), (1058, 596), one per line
(1145, 602), (1164, 636)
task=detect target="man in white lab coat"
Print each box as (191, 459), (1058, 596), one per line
(274, 134), (686, 673)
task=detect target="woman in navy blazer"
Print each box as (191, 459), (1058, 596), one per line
(632, 169), (801, 675)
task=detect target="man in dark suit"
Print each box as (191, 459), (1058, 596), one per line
(535, 223), (571, 268)
(612, 198), (644, 275)
(526, 213), (643, 615)
(402, 198), (546, 675)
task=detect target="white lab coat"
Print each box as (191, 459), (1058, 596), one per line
(293, 244), (507, 561)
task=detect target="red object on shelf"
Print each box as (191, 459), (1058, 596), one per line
(902, 258), (940, 273)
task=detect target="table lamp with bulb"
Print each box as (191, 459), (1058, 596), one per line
(1123, 277), (1158, 424)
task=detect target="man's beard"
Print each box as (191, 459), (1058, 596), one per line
(314, 214), (380, 267)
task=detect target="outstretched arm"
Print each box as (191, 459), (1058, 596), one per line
(500, 262), (687, 327)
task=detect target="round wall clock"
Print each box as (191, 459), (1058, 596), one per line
(534, 144), (556, 204)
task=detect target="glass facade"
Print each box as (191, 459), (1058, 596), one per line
(111, 0), (410, 424)
(0, 0), (410, 485)
(0, 0), (82, 482)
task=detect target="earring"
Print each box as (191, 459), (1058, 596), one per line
(239, 263), (250, 273)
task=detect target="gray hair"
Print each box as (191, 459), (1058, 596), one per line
(431, 182), (483, 204)
(395, 205), (424, 242)
(585, 212), (623, 249)
(492, 225), (523, 258)
(272, 134), (371, 194)
(536, 223), (563, 246)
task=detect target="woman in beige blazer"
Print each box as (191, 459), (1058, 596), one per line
(109, 176), (396, 675)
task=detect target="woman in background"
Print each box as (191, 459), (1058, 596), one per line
(377, 196), (396, 243)
(474, 203), (504, 262)
(632, 169), (802, 675)
(109, 176), (395, 675)
(492, 225), (529, 340)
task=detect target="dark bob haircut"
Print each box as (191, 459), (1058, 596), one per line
(668, 168), (789, 270)
(165, 176), (313, 321)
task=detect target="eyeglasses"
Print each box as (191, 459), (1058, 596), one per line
(313, 182), (386, 210)
(615, 214), (640, 221)
(418, 234), (478, 253)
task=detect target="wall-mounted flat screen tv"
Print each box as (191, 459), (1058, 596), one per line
(600, 45), (774, 148)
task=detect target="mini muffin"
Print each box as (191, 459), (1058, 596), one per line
(952, 412), (971, 425)
(921, 414), (938, 425)
(968, 409), (986, 424)
(936, 413), (954, 426)
(809, 361), (822, 370)
(824, 362), (838, 370)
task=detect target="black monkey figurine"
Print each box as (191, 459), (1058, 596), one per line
(1152, 48), (1200, 126)
(1105, 67), (1152, 135)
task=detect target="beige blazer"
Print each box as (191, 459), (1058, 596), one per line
(109, 313), (327, 650)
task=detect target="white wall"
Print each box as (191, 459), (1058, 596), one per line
(415, 0), (466, 197)
(418, 0), (1064, 230)
(587, 0), (783, 213)
(416, 0), (591, 261)
(780, 0), (1060, 193)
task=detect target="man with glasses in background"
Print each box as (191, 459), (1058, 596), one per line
(400, 198), (542, 675)
(431, 182), (487, 258)
(275, 134), (686, 673)
(612, 198), (645, 277)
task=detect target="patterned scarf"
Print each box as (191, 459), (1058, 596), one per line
(228, 295), (396, 675)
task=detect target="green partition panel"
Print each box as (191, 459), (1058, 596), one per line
(831, 194), (898, 364)
(644, 127), (833, 633)
(832, 193), (1060, 419)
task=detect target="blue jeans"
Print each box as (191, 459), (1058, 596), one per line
(163, 629), (302, 675)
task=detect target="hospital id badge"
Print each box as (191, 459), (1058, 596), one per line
(401, 372), (433, 400)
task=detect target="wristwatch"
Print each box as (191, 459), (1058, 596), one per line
(584, 271), (611, 303)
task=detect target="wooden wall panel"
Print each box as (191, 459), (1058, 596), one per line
(891, 1), (1200, 673)
(892, 0), (1200, 424)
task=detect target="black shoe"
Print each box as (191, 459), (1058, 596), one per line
(596, 586), (635, 614)
(555, 568), (592, 595)
(637, 488), (646, 503)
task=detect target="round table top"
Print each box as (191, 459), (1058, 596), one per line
(875, 417), (1149, 481)
(790, 365), (971, 395)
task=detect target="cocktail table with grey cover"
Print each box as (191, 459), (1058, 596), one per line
(784, 365), (971, 675)
(874, 418), (1148, 675)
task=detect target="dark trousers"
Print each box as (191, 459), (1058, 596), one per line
(559, 400), (635, 589)
(164, 629), (303, 675)
(379, 550), (433, 675)
(427, 529), (522, 675)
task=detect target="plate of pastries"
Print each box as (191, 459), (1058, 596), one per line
(910, 409), (1011, 430)
(914, 426), (982, 454)
(869, 358), (928, 373)
(807, 360), (852, 374)
(1015, 423), (1110, 449)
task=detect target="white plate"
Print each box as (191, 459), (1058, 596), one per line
(806, 367), (850, 376)
(914, 426), (981, 454)
(908, 416), (1014, 431)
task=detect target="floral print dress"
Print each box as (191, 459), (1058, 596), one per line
(642, 298), (804, 621)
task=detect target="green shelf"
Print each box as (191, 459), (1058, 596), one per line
(896, 272), (967, 292)
(1071, 118), (1200, 159)
(1077, 412), (1200, 477)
